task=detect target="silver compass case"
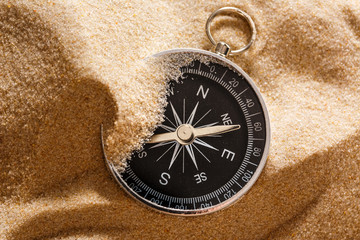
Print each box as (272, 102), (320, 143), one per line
(102, 48), (271, 215)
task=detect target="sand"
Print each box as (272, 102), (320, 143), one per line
(1, 0), (359, 239)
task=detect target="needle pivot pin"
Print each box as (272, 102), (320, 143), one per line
(176, 124), (195, 143)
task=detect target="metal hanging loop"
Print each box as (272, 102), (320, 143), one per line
(206, 7), (256, 57)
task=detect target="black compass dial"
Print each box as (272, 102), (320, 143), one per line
(110, 50), (269, 215)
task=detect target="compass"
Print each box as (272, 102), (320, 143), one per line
(101, 7), (270, 215)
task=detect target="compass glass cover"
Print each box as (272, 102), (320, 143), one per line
(111, 50), (269, 215)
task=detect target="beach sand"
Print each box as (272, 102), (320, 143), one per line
(1, 0), (359, 239)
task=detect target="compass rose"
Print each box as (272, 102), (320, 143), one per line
(148, 99), (240, 172)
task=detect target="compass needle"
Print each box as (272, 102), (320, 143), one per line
(148, 131), (177, 144)
(148, 124), (240, 144)
(194, 124), (240, 138)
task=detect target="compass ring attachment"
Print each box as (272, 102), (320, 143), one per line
(205, 7), (257, 57)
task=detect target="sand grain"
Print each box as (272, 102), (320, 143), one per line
(1, 0), (359, 239)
